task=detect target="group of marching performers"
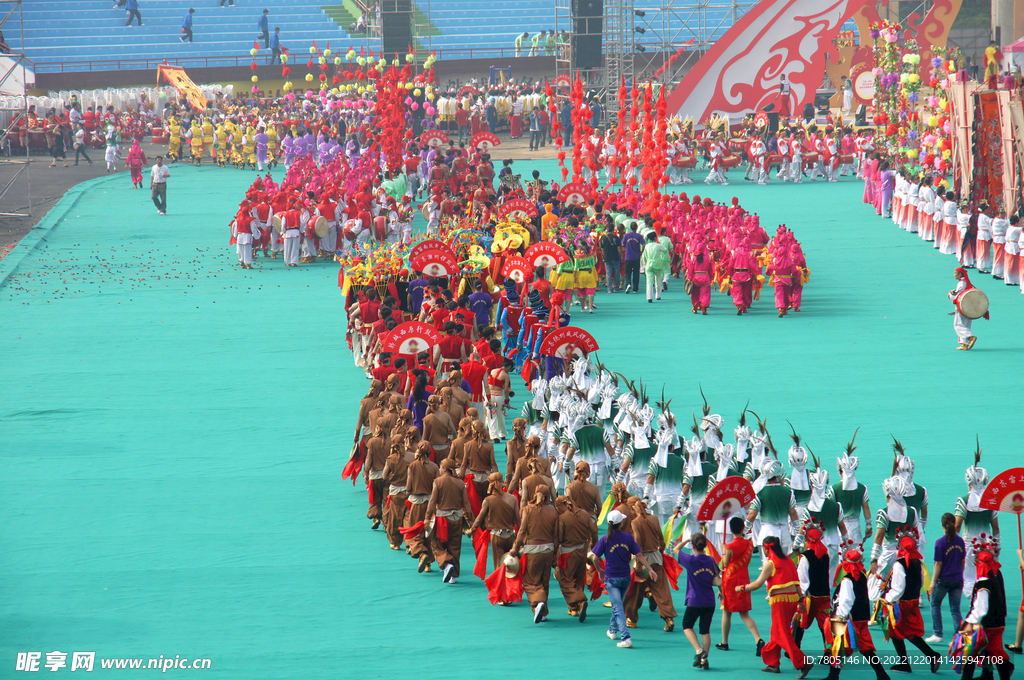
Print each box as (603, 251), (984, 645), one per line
(866, 160), (1024, 295)
(345, 336), (1020, 675)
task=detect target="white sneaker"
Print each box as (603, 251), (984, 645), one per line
(442, 564), (454, 583)
(625, 284), (631, 294)
(607, 630), (617, 640)
(533, 602), (546, 624)
(617, 638), (633, 648)
(925, 634), (943, 644)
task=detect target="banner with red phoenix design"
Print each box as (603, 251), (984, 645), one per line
(665, 0), (870, 122)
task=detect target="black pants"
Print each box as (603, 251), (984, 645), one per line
(271, 47), (281, 64)
(220, 0), (234, 5)
(260, 29), (269, 48)
(624, 260), (640, 291)
(74, 145), (91, 164)
(182, 27), (193, 42)
(125, 9), (141, 25)
(151, 183), (167, 212)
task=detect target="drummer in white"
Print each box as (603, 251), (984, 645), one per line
(948, 267), (980, 350)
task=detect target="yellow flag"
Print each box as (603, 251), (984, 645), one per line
(597, 492), (615, 525)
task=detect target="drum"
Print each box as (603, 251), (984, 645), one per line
(838, 153), (855, 164)
(420, 203), (432, 222)
(272, 214), (284, 234)
(728, 138), (746, 152)
(230, 219), (237, 238)
(373, 215), (388, 241)
(673, 155), (696, 168)
(766, 154), (784, 165)
(342, 219), (360, 240)
(722, 155), (741, 168)
(957, 288), (989, 319)
(312, 215), (329, 238)
(802, 153), (820, 164)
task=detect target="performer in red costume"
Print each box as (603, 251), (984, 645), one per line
(740, 536), (814, 677)
(686, 245), (715, 315)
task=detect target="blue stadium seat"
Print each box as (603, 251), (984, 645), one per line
(16, 0), (772, 72)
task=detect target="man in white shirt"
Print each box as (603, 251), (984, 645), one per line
(150, 156), (170, 215)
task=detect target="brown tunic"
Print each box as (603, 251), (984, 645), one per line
(520, 472), (555, 508)
(508, 455), (553, 494)
(445, 401), (464, 423)
(631, 512), (665, 553)
(355, 396), (375, 435)
(364, 436), (389, 474)
(449, 435), (470, 469)
(557, 508), (599, 548)
(611, 501), (637, 534)
(422, 411), (457, 450)
(462, 439), (497, 474)
(566, 479), (603, 518)
(426, 473), (473, 517)
(504, 437), (527, 481)
(474, 493), (520, 532)
(515, 503), (560, 547)
(383, 451), (414, 488)
(406, 459), (440, 495)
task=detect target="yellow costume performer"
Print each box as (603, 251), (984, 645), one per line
(189, 122), (204, 165)
(201, 118), (214, 160)
(167, 118), (182, 162)
(215, 123), (228, 167)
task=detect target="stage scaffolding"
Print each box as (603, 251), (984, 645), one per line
(555, 0), (755, 116)
(0, 0), (30, 217)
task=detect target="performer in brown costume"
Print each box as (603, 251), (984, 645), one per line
(461, 420), (499, 501)
(555, 495), (599, 621)
(512, 484), (560, 623)
(382, 433), (415, 549)
(422, 394), (457, 463)
(623, 498), (678, 631)
(504, 418), (528, 483)
(426, 458), (475, 584)
(363, 420), (390, 529)
(508, 435), (551, 492)
(566, 461), (602, 519)
(470, 472), (521, 568)
(405, 441), (439, 572)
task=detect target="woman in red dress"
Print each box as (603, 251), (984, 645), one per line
(717, 516), (765, 654)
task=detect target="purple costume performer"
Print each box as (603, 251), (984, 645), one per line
(255, 130), (269, 171)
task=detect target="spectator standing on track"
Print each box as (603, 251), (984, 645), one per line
(73, 124), (93, 166)
(124, 0), (142, 27)
(150, 156), (170, 215)
(258, 9), (269, 48)
(180, 8), (195, 43)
